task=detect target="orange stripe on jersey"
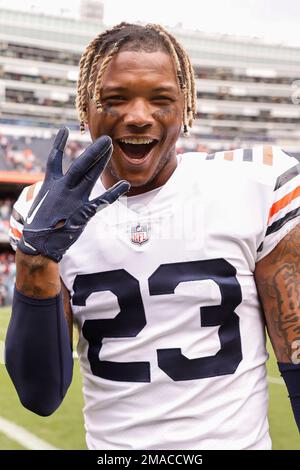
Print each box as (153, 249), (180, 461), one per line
(11, 226), (22, 239)
(26, 183), (37, 202)
(263, 146), (273, 166)
(268, 185), (300, 222)
(224, 151), (234, 161)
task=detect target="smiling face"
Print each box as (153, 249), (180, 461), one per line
(87, 49), (184, 195)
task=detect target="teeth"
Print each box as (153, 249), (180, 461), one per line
(119, 138), (154, 144)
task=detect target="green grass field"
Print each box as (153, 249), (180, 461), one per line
(0, 306), (299, 450)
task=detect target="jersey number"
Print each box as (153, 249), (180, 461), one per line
(72, 259), (242, 382)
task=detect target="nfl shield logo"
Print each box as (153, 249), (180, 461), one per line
(131, 223), (150, 245)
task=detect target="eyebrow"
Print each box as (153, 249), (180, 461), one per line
(101, 85), (178, 93)
(101, 87), (127, 93)
(152, 86), (178, 93)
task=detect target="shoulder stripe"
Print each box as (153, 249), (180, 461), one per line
(10, 226), (22, 240)
(11, 208), (24, 225)
(274, 162), (300, 191)
(224, 151), (233, 161)
(204, 146), (294, 166)
(26, 183), (37, 202)
(268, 185), (300, 222)
(257, 241), (263, 252)
(263, 146), (273, 166)
(242, 148), (253, 162)
(206, 146), (274, 165)
(282, 149), (295, 159)
(266, 207), (300, 236)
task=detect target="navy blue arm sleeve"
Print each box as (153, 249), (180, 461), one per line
(278, 362), (300, 433)
(5, 287), (73, 416)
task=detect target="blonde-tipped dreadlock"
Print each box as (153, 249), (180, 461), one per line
(76, 22), (197, 136)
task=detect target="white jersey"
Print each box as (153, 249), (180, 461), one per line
(10, 146), (300, 450)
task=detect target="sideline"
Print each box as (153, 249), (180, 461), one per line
(0, 416), (59, 450)
(267, 376), (284, 385)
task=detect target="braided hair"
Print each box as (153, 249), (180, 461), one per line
(76, 22), (197, 136)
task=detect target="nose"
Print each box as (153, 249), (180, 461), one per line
(123, 98), (154, 128)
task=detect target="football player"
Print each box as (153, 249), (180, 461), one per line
(5, 23), (300, 449)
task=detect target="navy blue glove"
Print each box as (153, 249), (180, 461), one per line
(18, 128), (130, 262)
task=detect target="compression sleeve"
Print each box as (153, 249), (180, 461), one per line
(278, 362), (300, 433)
(5, 288), (73, 416)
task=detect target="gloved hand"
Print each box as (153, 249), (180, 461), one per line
(18, 128), (130, 262)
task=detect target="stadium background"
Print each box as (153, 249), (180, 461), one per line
(0, 0), (299, 450)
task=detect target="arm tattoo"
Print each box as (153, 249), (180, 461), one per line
(255, 224), (300, 363)
(272, 263), (300, 361)
(15, 249), (61, 298)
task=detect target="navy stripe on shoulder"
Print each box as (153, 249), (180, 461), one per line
(282, 150), (296, 159)
(266, 207), (300, 236)
(274, 162), (300, 191)
(242, 148), (253, 162)
(11, 208), (25, 225)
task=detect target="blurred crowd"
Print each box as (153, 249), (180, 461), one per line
(0, 198), (15, 304)
(0, 198), (14, 240)
(64, 140), (86, 162)
(0, 252), (15, 306)
(0, 134), (43, 172)
(0, 133), (213, 174)
(0, 198), (13, 221)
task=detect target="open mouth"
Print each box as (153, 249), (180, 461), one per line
(117, 139), (158, 162)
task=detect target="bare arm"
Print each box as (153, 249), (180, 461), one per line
(15, 249), (60, 298)
(255, 224), (300, 363)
